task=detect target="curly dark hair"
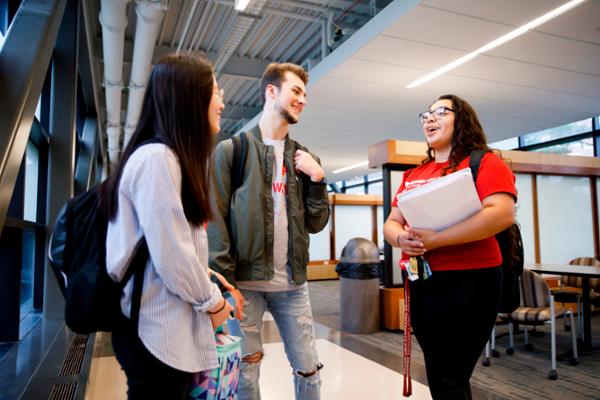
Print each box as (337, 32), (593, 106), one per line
(424, 94), (490, 175)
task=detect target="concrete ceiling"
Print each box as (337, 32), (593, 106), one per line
(242, 0), (600, 182)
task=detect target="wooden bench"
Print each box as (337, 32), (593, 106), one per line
(307, 260), (339, 281)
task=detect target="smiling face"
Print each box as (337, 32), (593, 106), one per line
(208, 76), (225, 135)
(271, 71), (307, 124)
(422, 99), (455, 153)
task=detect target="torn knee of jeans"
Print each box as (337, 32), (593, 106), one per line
(242, 351), (263, 363)
(240, 322), (259, 333)
(295, 362), (323, 378)
(297, 314), (311, 326)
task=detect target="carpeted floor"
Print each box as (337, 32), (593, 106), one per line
(308, 280), (600, 400)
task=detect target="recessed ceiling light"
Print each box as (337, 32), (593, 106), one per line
(234, 0), (251, 12)
(333, 161), (369, 174)
(406, 0), (587, 89)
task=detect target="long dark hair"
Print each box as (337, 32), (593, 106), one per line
(424, 94), (490, 174)
(99, 53), (215, 226)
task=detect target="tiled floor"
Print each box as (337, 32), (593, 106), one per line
(260, 339), (431, 399)
(86, 318), (432, 400)
(86, 356), (127, 400)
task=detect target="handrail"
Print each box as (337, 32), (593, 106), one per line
(0, 0), (67, 235)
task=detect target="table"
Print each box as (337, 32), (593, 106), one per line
(525, 262), (600, 351)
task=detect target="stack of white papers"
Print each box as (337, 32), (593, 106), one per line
(396, 168), (482, 231)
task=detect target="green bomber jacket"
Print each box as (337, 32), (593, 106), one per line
(207, 125), (330, 287)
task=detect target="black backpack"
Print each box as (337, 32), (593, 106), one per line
(48, 142), (160, 334)
(469, 149), (524, 314)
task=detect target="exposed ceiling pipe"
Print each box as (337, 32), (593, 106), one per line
(192, 2), (218, 52)
(99, 0), (130, 165)
(176, 0), (200, 54)
(123, 0), (167, 146)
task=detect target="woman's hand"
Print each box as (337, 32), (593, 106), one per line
(208, 297), (234, 330)
(384, 207), (426, 256)
(396, 229), (427, 256)
(405, 227), (438, 252)
(209, 269), (245, 320)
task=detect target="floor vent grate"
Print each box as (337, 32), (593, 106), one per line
(48, 381), (77, 400)
(59, 334), (89, 376)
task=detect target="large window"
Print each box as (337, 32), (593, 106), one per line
(522, 119), (593, 147)
(531, 137), (594, 157)
(20, 231), (36, 320)
(491, 137), (519, 150)
(332, 171), (383, 194)
(24, 142), (39, 222)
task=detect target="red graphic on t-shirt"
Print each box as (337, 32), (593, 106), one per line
(273, 165), (287, 194)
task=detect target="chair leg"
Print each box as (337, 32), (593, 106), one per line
(562, 308), (571, 331)
(482, 339), (491, 367)
(549, 299), (558, 380)
(507, 322), (514, 355)
(577, 296), (583, 340)
(524, 327), (533, 351)
(491, 325), (500, 358)
(568, 311), (579, 366)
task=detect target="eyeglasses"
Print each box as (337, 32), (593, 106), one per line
(214, 88), (225, 101)
(418, 106), (455, 124)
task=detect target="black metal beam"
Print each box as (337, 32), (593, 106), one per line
(74, 117), (98, 194)
(0, 0), (67, 235)
(43, 0), (78, 320)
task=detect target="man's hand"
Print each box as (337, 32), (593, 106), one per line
(294, 150), (324, 182)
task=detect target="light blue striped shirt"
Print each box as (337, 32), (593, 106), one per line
(106, 143), (222, 372)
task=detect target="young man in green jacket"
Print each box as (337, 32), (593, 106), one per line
(208, 63), (329, 400)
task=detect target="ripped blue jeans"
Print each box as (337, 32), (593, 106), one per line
(238, 286), (321, 400)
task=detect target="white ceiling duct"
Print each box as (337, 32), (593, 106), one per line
(99, 0), (130, 165)
(123, 0), (167, 146)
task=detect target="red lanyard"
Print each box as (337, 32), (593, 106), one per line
(403, 278), (412, 397)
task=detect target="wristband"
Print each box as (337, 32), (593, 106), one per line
(208, 298), (227, 315)
(397, 233), (402, 247)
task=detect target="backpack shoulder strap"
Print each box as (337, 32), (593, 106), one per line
(231, 132), (248, 193)
(469, 149), (486, 182)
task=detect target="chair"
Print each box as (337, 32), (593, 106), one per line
(551, 257), (600, 336)
(482, 317), (506, 367)
(503, 269), (579, 380)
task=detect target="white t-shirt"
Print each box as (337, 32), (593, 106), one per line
(238, 138), (303, 292)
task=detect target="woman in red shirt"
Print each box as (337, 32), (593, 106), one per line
(384, 94), (516, 399)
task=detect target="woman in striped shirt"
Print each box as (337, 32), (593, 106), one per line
(101, 54), (233, 399)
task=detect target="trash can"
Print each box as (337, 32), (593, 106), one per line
(336, 238), (381, 334)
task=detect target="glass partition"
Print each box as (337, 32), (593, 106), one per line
(309, 219), (331, 261)
(335, 205), (373, 259)
(514, 174), (535, 263)
(537, 175), (594, 263)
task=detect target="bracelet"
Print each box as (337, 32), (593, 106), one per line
(208, 298), (227, 315)
(397, 233), (401, 247)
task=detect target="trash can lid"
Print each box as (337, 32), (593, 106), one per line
(340, 237), (380, 263)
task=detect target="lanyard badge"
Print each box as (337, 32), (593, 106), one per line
(402, 256), (432, 281)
